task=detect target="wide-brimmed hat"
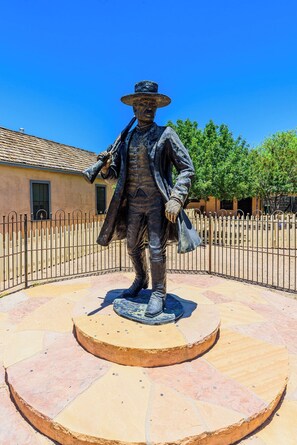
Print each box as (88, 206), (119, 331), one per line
(121, 81), (171, 108)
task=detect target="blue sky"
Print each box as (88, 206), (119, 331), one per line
(1, 0), (297, 152)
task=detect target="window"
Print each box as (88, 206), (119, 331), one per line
(220, 200), (233, 210)
(96, 185), (106, 214)
(30, 181), (50, 220)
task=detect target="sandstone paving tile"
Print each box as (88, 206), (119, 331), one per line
(42, 331), (70, 348)
(260, 289), (297, 320)
(8, 296), (52, 324)
(35, 434), (58, 444)
(60, 288), (90, 302)
(146, 383), (207, 443)
(230, 321), (285, 347)
(205, 329), (288, 404)
(248, 301), (295, 325)
(173, 293), (202, 317)
(286, 353), (297, 400)
(72, 291), (114, 317)
(176, 303), (220, 344)
(0, 290), (28, 312)
(0, 311), (13, 334)
(91, 273), (134, 293)
(101, 287), (128, 304)
(256, 401), (297, 445)
(146, 358), (266, 417)
(3, 330), (45, 368)
(195, 400), (245, 432)
(248, 303), (297, 354)
(168, 273), (224, 288)
(167, 283), (183, 293)
(217, 302), (265, 328)
(274, 323), (297, 355)
(50, 276), (92, 287)
(0, 386), (46, 445)
(79, 286), (129, 315)
(209, 283), (268, 305)
(88, 300), (116, 316)
(169, 285), (214, 304)
(24, 281), (90, 298)
(7, 333), (111, 418)
(0, 365), (5, 386)
(84, 301), (116, 317)
(73, 286), (124, 316)
(0, 311), (8, 322)
(55, 364), (151, 443)
(15, 297), (75, 332)
(0, 319), (16, 364)
(0, 312), (13, 342)
(202, 289), (233, 304)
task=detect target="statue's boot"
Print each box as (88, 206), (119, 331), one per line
(122, 251), (149, 298)
(145, 260), (166, 318)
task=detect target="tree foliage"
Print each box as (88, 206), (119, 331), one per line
(168, 119), (252, 201)
(250, 130), (297, 211)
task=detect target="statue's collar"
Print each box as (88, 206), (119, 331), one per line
(135, 122), (157, 135)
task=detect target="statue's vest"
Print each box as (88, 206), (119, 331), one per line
(126, 131), (159, 198)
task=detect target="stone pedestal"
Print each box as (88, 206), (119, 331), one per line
(74, 291), (220, 367)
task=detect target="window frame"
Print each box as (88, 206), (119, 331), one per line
(95, 184), (107, 215)
(220, 199), (234, 211)
(30, 180), (51, 220)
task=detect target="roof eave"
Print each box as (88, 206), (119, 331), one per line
(0, 161), (86, 176)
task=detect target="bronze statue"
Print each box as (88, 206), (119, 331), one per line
(96, 81), (200, 317)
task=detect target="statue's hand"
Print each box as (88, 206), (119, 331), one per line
(99, 151), (112, 175)
(165, 198), (182, 223)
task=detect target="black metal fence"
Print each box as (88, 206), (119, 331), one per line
(1, 210), (296, 295)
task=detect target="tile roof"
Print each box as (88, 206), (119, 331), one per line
(0, 127), (97, 174)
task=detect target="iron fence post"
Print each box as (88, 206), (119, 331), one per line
(24, 214), (28, 288)
(208, 214), (212, 274)
(119, 240), (122, 271)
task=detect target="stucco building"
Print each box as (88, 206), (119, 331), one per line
(0, 127), (113, 218)
(186, 196), (260, 215)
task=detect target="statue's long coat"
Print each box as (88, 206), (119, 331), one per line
(97, 124), (200, 253)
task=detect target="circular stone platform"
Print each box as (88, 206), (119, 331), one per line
(2, 273), (291, 445)
(74, 291), (220, 367)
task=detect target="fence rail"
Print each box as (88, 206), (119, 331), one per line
(1, 211), (296, 295)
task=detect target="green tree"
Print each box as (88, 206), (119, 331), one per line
(167, 119), (210, 200)
(251, 130), (297, 212)
(168, 119), (252, 203)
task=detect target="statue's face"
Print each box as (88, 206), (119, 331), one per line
(133, 98), (157, 124)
